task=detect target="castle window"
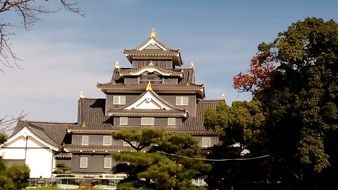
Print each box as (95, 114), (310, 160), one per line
(201, 137), (212, 148)
(81, 136), (89, 146)
(120, 117), (128, 125)
(80, 157), (88, 168)
(104, 157), (112, 169)
(122, 141), (130, 146)
(176, 96), (189, 105)
(103, 136), (112, 146)
(141, 117), (154, 125)
(113, 96), (126, 105)
(167, 118), (176, 126)
(139, 73), (163, 84)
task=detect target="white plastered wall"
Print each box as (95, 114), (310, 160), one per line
(0, 127), (57, 178)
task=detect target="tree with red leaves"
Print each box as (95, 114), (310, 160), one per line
(232, 17), (338, 189)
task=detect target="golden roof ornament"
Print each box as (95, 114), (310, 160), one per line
(146, 81), (152, 91)
(189, 62), (195, 69)
(114, 61), (120, 69)
(79, 90), (84, 99)
(221, 93), (226, 101)
(148, 61), (154, 66)
(150, 27), (157, 38)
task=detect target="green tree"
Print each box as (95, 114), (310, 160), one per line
(6, 164), (30, 190)
(112, 128), (210, 190)
(204, 100), (269, 189)
(234, 17), (338, 189)
(0, 159), (30, 190)
(52, 163), (72, 174)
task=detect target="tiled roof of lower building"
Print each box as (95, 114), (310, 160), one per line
(11, 120), (74, 147)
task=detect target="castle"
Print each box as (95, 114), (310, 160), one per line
(0, 29), (221, 178)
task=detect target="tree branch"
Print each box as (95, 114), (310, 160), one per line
(0, 0), (83, 72)
(0, 111), (26, 132)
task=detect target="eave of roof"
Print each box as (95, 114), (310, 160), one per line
(63, 145), (136, 153)
(96, 83), (205, 98)
(107, 110), (188, 118)
(116, 66), (183, 78)
(66, 128), (217, 135)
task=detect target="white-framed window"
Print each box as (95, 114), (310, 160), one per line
(104, 157), (112, 169)
(120, 117), (128, 126)
(81, 136), (89, 146)
(141, 117), (154, 125)
(167, 118), (176, 126)
(113, 96), (126, 105)
(103, 136), (112, 146)
(201, 137), (212, 148)
(80, 157), (88, 168)
(176, 96), (189, 105)
(122, 141), (130, 147)
(122, 141), (138, 147)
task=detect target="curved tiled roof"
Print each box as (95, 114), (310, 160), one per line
(116, 66), (183, 78)
(63, 144), (136, 153)
(11, 120), (73, 147)
(71, 98), (221, 134)
(97, 83), (205, 98)
(123, 35), (183, 66)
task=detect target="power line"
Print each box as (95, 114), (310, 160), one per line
(159, 151), (270, 162)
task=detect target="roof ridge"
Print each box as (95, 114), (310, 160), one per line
(25, 120), (76, 125)
(26, 125), (60, 147)
(80, 97), (105, 101)
(199, 99), (222, 102)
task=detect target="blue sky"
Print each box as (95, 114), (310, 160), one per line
(1, 0), (338, 124)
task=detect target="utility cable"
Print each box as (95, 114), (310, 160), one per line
(159, 151), (270, 162)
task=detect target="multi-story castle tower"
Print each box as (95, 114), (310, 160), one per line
(1, 29), (220, 178)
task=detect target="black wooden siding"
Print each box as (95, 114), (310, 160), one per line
(132, 60), (173, 69)
(56, 154), (116, 174)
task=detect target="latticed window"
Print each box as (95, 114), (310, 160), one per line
(81, 136), (89, 146)
(113, 96), (126, 105)
(103, 136), (112, 146)
(139, 73), (162, 84)
(120, 117), (128, 125)
(104, 157), (112, 169)
(201, 137), (212, 148)
(167, 118), (176, 126)
(122, 141), (130, 147)
(80, 157), (88, 168)
(176, 96), (189, 105)
(141, 117), (154, 125)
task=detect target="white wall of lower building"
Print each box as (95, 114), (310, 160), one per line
(0, 127), (58, 178)
(26, 148), (54, 178)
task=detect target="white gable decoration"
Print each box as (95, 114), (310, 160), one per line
(129, 67), (171, 76)
(0, 126), (58, 178)
(1, 127), (58, 151)
(125, 91), (172, 110)
(138, 38), (167, 51)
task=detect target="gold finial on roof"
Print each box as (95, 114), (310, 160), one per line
(80, 90), (84, 99)
(114, 61), (120, 69)
(221, 93), (226, 101)
(190, 62), (195, 69)
(146, 81), (152, 91)
(148, 61), (154, 66)
(150, 27), (157, 38)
